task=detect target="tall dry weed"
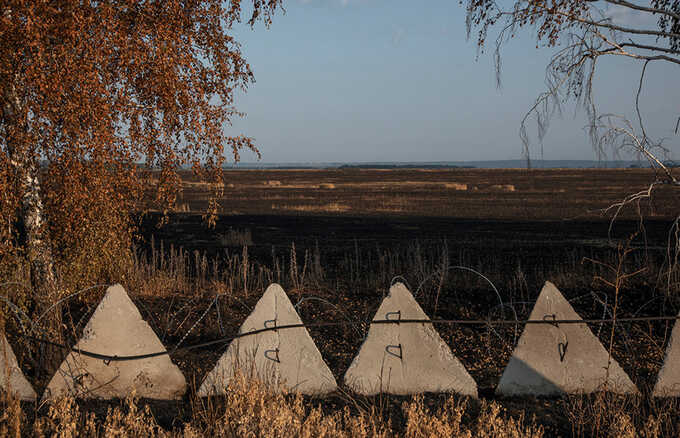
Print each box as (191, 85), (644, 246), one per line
(0, 389), (23, 438)
(4, 376), (680, 437)
(33, 395), (90, 438)
(403, 395), (469, 437)
(32, 393), (164, 438)
(191, 370), (390, 438)
(565, 392), (680, 438)
(101, 393), (165, 437)
(403, 395), (543, 438)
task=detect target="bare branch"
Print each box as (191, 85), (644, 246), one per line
(519, 50), (591, 161)
(560, 10), (680, 40)
(618, 41), (680, 56)
(601, 0), (680, 21)
(625, 53), (680, 63)
(603, 181), (657, 231)
(586, 25), (680, 64)
(635, 60), (650, 143)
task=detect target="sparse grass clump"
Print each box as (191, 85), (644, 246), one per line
(191, 371), (392, 437)
(403, 395), (544, 438)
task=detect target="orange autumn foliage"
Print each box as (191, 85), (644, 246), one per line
(0, 1), (282, 295)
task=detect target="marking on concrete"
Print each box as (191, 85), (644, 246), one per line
(1, 332), (37, 401)
(343, 282), (478, 397)
(198, 283), (337, 396)
(653, 309), (680, 397)
(496, 281), (638, 396)
(43, 284), (186, 400)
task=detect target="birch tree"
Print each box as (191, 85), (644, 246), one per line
(0, 1), (281, 305)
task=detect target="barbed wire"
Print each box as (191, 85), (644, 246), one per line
(4, 314), (679, 364)
(2, 277), (677, 370)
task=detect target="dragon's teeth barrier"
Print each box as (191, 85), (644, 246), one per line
(496, 281), (638, 396)
(654, 308), (680, 397)
(199, 283), (337, 396)
(1, 332), (37, 401)
(344, 282), (478, 397)
(8, 281), (680, 400)
(43, 284), (186, 401)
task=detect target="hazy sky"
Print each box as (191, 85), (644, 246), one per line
(226, 0), (679, 163)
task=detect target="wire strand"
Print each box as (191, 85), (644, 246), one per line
(4, 314), (677, 363)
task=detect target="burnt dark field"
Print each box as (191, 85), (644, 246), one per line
(144, 168), (678, 298)
(149, 168), (678, 294)
(174, 168), (678, 219)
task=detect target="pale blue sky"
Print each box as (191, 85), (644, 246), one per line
(226, 0), (679, 163)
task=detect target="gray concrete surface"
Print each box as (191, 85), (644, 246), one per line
(496, 281), (638, 396)
(343, 282), (477, 397)
(198, 283), (337, 396)
(43, 284), (186, 400)
(653, 310), (680, 397)
(1, 333), (37, 401)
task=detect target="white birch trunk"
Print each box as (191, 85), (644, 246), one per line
(3, 81), (57, 301)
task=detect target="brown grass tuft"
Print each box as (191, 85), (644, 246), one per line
(403, 395), (544, 438)
(272, 203), (351, 213)
(490, 184), (516, 192)
(444, 183), (468, 191)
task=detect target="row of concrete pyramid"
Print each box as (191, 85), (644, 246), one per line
(3, 282), (680, 401)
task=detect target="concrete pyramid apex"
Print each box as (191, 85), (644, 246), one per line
(343, 282), (477, 397)
(44, 284), (186, 400)
(198, 283), (337, 396)
(653, 309), (680, 397)
(1, 333), (37, 401)
(497, 281), (637, 396)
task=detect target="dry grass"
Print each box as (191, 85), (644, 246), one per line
(443, 183), (468, 190)
(4, 374), (680, 436)
(271, 203), (351, 213)
(402, 396), (544, 438)
(563, 392), (680, 438)
(181, 181), (226, 189)
(489, 184), (516, 192)
(0, 371), (548, 437)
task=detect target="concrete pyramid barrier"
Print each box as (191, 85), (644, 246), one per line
(653, 310), (680, 397)
(198, 283), (337, 396)
(1, 333), (37, 401)
(43, 284), (186, 400)
(496, 281), (638, 396)
(343, 283), (477, 397)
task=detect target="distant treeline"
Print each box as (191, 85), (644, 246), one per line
(336, 164), (476, 170)
(55, 159), (662, 171)
(220, 159), (657, 170)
